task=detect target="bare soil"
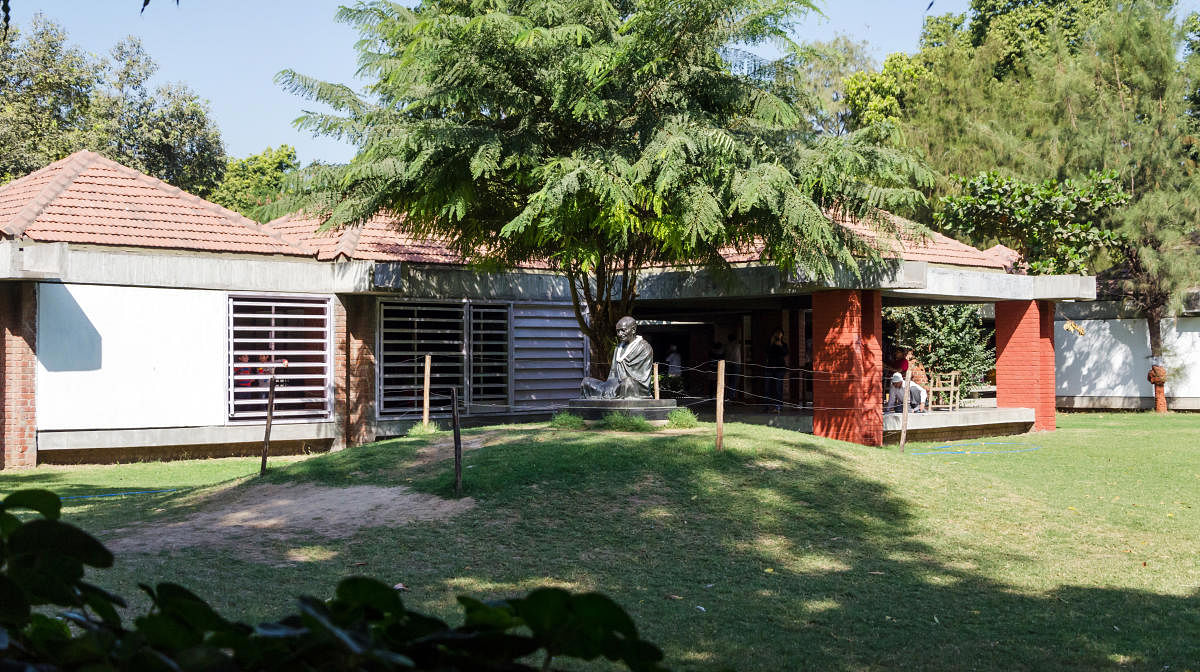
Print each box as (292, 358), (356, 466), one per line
(107, 483), (474, 559)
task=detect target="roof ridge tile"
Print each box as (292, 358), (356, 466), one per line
(328, 223), (364, 260)
(2, 151), (99, 238)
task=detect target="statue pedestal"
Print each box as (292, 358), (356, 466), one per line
(567, 398), (678, 423)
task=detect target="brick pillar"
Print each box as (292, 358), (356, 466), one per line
(2, 282), (38, 469)
(811, 290), (883, 446)
(995, 300), (1056, 431)
(334, 295), (377, 449)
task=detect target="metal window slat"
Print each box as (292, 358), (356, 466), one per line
(228, 295), (332, 422)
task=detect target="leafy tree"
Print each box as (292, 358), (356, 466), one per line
(884, 304), (995, 397)
(788, 35), (875, 136)
(0, 17), (96, 182)
(842, 52), (927, 129)
(936, 171), (1129, 275)
(273, 0), (930, 366)
(83, 38), (226, 197)
(966, 0), (1107, 74)
(0, 23), (225, 195)
(209, 145), (301, 219)
(909, 2), (1200, 411)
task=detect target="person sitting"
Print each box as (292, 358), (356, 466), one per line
(885, 372), (926, 413)
(580, 316), (655, 399)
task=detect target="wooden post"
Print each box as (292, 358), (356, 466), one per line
(899, 366), (914, 452)
(260, 376), (277, 476)
(716, 359), (726, 451)
(653, 362), (660, 400)
(422, 353), (432, 427)
(451, 387), (463, 497)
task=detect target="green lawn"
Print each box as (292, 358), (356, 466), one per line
(2, 413), (1198, 671)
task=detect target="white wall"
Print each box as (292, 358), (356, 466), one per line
(37, 284), (228, 430)
(1055, 316), (1200, 399)
(1163, 317), (1200, 397)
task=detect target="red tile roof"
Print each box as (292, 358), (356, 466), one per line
(269, 210), (1004, 270)
(715, 211), (1004, 269)
(2, 153), (1004, 271)
(0, 151), (310, 257)
(265, 213), (462, 263)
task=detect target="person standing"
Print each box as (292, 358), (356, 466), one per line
(765, 328), (788, 412)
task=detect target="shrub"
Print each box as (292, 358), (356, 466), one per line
(666, 407), (699, 429)
(406, 421), (441, 437)
(549, 411), (586, 430)
(884, 304), (995, 397)
(599, 411), (655, 432)
(0, 489), (667, 671)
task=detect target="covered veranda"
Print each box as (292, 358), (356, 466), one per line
(633, 259), (1095, 447)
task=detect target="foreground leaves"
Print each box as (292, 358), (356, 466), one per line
(0, 490), (667, 671)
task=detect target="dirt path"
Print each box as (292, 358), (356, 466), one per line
(107, 483), (474, 559)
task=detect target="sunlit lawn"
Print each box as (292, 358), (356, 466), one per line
(2, 413), (1197, 671)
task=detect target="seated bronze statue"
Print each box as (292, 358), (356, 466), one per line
(580, 316), (654, 399)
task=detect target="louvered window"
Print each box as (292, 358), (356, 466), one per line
(469, 304), (511, 411)
(228, 295), (332, 421)
(377, 301), (511, 418)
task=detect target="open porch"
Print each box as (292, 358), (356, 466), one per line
(634, 260), (1094, 447)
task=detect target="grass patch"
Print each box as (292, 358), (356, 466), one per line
(406, 421), (442, 437)
(549, 411), (586, 430)
(665, 407), (699, 429)
(3, 414), (1199, 670)
(598, 411), (655, 432)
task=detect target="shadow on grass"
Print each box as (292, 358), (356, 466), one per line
(288, 426), (1200, 671)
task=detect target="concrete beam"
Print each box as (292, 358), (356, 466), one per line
(0, 241), (374, 293)
(37, 422), (337, 451)
(0, 241), (69, 280)
(887, 267), (1095, 302)
(373, 263), (572, 302)
(637, 260), (925, 302)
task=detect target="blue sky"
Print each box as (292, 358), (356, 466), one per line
(0, 1), (1065, 164)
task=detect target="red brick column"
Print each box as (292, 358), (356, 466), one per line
(995, 300), (1056, 431)
(812, 290), (883, 446)
(334, 295), (377, 448)
(2, 282), (38, 469)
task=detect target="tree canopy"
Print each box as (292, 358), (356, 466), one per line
(0, 16), (225, 196)
(209, 145), (300, 220)
(274, 0), (931, 362)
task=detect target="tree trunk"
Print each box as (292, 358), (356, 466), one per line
(1146, 308), (1167, 413)
(566, 258), (640, 379)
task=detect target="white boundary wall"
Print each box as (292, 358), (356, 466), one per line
(37, 283), (227, 430)
(1055, 316), (1200, 408)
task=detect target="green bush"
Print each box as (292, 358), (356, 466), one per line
(666, 407), (699, 429)
(0, 489), (667, 671)
(549, 411), (586, 430)
(599, 412), (655, 432)
(884, 304), (996, 397)
(406, 421), (441, 437)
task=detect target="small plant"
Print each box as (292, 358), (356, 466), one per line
(599, 411), (655, 432)
(666, 407), (699, 429)
(550, 411), (586, 430)
(406, 421), (441, 437)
